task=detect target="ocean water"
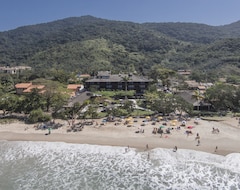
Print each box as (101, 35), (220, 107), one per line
(0, 141), (240, 190)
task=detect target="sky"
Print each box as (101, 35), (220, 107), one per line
(1, 0), (240, 32)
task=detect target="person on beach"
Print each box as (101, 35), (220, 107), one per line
(146, 144), (149, 150)
(173, 146), (177, 152)
(215, 146), (218, 153)
(125, 145), (130, 153)
(197, 139), (200, 146)
(195, 133), (200, 140)
(48, 127), (51, 135)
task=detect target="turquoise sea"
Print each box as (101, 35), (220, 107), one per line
(0, 141), (240, 190)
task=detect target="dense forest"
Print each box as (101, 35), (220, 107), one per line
(1, 15), (240, 79)
(1, 16), (240, 122)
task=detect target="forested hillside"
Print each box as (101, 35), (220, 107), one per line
(1, 15), (240, 78)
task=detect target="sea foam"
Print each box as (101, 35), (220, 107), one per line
(0, 141), (239, 190)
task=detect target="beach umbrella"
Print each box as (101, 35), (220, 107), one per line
(126, 117), (133, 120)
(171, 120), (176, 126)
(160, 125), (165, 128)
(146, 116), (150, 120)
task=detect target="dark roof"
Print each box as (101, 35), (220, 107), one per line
(86, 74), (152, 83)
(178, 91), (196, 104)
(178, 91), (211, 106)
(66, 91), (90, 107)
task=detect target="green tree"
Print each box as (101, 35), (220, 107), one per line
(174, 95), (193, 116)
(51, 69), (70, 84)
(0, 93), (19, 115)
(205, 83), (235, 111)
(121, 75), (130, 99)
(122, 100), (135, 114)
(149, 66), (175, 87)
(28, 108), (51, 123)
(192, 90), (205, 110)
(0, 74), (15, 93)
(232, 87), (240, 112)
(43, 81), (69, 112)
(22, 89), (46, 114)
(144, 91), (159, 107)
(144, 90), (175, 115)
(192, 90), (204, 101)
(156, 93), (175, 115)
(84, 105), (98, 119)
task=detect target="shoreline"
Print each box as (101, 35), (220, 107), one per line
(0, 131), (237, 156)
(1, 116), (240, 156)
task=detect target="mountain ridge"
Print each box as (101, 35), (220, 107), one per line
(2, 15), (240, 33)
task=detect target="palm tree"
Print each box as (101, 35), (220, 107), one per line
(192, 90), (204, 101)
(192, 90), (204, 110)
(121, 75), (130, 100)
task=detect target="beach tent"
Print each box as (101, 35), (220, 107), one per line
(171, 120), (178, 126)
(181, 120), (187, 126)
(125, 117), (133, 124)
(126, 117), (133, 121)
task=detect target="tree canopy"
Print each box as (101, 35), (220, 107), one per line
(1, 16), (240, 78)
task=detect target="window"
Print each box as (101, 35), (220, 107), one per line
(128, 85), (134, 89)
(118, 85), (123, 89)
(106, 84), (112, 89)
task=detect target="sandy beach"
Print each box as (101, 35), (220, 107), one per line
(0, 116), (240, 156)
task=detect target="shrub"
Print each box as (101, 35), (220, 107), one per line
(28, 109), (51, 123)
(111, 108), (129, 117)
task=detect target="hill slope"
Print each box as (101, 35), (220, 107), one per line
(1, 16), (240, 78)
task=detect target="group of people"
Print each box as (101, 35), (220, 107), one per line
(212, 127), (220, 134)
(152, 127), (163, 135)
(185, 130), (193, 136)
(135, 127), (144, 133)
